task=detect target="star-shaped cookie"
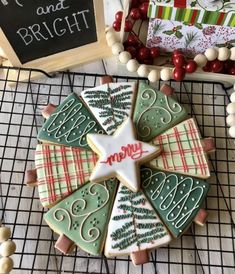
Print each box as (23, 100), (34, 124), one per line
(87, 118), (161, 192)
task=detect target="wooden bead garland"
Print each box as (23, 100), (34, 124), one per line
(227, 84), (235, 138)
(0, 225), (16, 273)
(105, 27), (235, 82)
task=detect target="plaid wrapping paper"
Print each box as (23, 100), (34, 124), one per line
(35, 144), (98, 208)
(148, 0), (235, 27)
(149, 119), (210, 178)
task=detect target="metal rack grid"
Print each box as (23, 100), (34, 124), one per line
(0, 67), (234, 274)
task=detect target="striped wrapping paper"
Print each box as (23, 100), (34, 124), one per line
(35, 144), (98, 208)
(148, 0), (235, 27)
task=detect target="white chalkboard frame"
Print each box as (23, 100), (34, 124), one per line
(0, 0), (111, 74)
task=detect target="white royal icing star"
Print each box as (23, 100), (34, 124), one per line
(87, 118), (161, 192)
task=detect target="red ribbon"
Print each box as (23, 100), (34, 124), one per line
(174, 0), (187, 8)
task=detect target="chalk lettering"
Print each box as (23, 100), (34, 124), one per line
(16, 28), (33, 46)
(64, 13), (81, 34)
(53, 18), (66, 36)
(36, 0), (69, 16)
(28, 24), (48, 41)
(100, 142), (149, 166)
(16, 10), (91, 45)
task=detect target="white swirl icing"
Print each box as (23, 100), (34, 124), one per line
(53, 208), (72, 230)
(46, 97), (102, 147)
(69, 182), (110, 243)
(142, 168), (205, 229)
(136, 88), (182, 138)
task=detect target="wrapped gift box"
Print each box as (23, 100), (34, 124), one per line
(146, 18), (235, 55)
(148, 0), (235, 27)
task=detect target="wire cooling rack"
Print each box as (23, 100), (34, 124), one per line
(0, 67), (234, 274)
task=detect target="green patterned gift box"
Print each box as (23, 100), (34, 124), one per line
(148, 0), (235, 27)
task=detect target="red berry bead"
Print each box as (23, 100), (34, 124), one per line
(211, 60), (224, 73)
(130, 8), (141, 20)
(124, 20), (133, 32)
(126, 46), (137, 58)
(115, 11), (123, 22)
(150, 47), (160, 58)
(173, 49), (183, 57)
(126, 34), (138, 46)
(139, 2), (149, 20)
(229, 67), (235, 75)
(112, 20), (121, 31)
(138, 47), (150, 61)
(203, 61), (212, 72)
(224, 60), (233, 72)
(185, 60), (198, 73)
(173, 54), (186, 68)
(173, 68), (186, 81)
(131, 0), (140, 8)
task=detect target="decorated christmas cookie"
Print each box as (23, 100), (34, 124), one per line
(44, 179), (118, 255)
(141, 167), (210, 238)
(149, 118), (214, 178)
(105, 184), (171, 265)
(81, 82), (136, 135)
(28, 144), (98, 208)
(87, 118), (161, 192)
(133, 82), (188, 142)
(37, 93), (104, 150)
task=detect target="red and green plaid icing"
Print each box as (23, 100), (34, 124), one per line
(149, 119), (210, 178)
(35, 144), (98, 208)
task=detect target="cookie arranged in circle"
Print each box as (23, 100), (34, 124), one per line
(81, 82), (136, 135)
(105, 184), (171, 265)
(87, 118), (161, 192)
(44, 179), (118, 255)
(149, 118), (214, 178)
(34, 144), (98, 208)
(141, 166), (210, 238)
(38, 93), (104, 150)
(133, 82), (188, 142)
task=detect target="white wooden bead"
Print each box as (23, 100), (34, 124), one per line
(205, 48), (218, 61)
(218, 47), (231, 61)
(106, 30), (115, 40)
(105, 26), (113, 33)
(112, 43), (124, 56)
(226, 102), (235, 114)
(107, 35), (119, 47)
(160, 68), (172, 81)
(230, 92), (235, 103)
(137, 65), (149, 77)
(230, 47), (235, 61)
(119, 51), (131, 64)
(226, 114), (235, 127)
(194, 54), (207, 67)
(0, 227), (11, 242)
(148, 70), (160, 82)
(229, 126), (235, 138)
(0, 257), (13, 274)
(126, 59), (139, 72)
(0, 240), (16, 257)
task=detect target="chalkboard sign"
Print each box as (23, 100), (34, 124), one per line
(0, 0), (110, 73)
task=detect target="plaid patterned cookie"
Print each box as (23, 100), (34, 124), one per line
(149, 119), (213, 178)
(35, 144), (98, 208)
